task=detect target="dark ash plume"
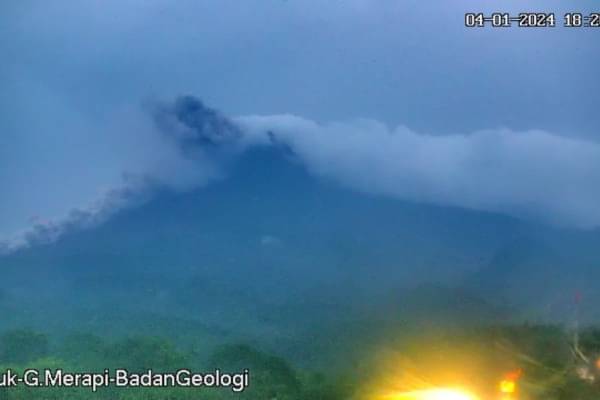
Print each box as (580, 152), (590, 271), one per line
(1, 96), (249, 255)
(0, 176), (155, 255)
(152, 95), (243, 157)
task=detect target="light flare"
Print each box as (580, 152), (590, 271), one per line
(384, 388), (480, 400)
(499, 379), (516, 394)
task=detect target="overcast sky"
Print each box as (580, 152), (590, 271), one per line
(1, 0), (599, 247)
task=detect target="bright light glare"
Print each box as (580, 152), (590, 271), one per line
(499, 379), (516, 393)
(386, 388), (479, 400)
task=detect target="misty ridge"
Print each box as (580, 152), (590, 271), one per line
(2, 2), (599, 398)
(1, 96), (599, 359)
(4, 95), (600, 251)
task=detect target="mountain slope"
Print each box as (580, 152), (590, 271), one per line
(1, 147), (599, 358)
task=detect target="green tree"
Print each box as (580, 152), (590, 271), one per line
(0, 329), (48, 364)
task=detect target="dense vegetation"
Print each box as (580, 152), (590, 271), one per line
(0, 329), (348, 400)
(0, 325), (597, 399)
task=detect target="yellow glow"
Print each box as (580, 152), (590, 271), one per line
(384, 388), (480, 400)
(499, 379), (516, 393)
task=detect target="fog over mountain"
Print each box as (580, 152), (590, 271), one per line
(1, 0), (598, 378)
(1, 108), (599, 350)
(4, 95), (600, 254)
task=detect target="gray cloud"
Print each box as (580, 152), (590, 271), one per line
(2, 0), (598, 253)
(239, 115), (600, 228)
(152, 96), (243, 153)
(3, 95), (600, 254)
(0, 96), (240, 254)
(0, 177), (152, 254)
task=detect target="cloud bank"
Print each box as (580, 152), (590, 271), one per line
(239, 114), (600, 228)
(2, 96), (599, 255)
(3, 1), (598, 254)
(0, 97), (242, 254)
